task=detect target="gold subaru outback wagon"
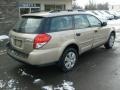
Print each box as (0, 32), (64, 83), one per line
(7, 10), (116, 72)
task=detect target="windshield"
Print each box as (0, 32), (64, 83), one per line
(13, 17), (44, 34)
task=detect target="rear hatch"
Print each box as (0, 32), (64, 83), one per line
(9, 16), (46, 53)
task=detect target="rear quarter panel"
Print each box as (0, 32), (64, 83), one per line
(41, 30), (78, 60)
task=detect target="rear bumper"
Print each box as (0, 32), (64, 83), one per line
(7, 43), (60, 65)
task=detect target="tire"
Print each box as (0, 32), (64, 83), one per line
(57, 47), (79, 72)
(104, 33), (115, 49)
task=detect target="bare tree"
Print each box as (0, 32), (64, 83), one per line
(96, 3), (109, 10)
(85, 0), (96, 10)
(85, 1), (109, 10)
(72, 0), (83, 9)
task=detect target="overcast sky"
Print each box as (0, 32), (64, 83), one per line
(76, 0), (120, 7)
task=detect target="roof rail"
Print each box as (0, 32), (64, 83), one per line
(49, 9), (85, 13)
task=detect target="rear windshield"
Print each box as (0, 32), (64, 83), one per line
(13, 16), (44, 34)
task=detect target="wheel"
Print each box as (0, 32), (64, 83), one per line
(58, 47), (78, 72)
(104, 33), (115, 49)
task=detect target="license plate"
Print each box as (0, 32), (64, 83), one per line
(9, 49), (27, 58)
(14, 39), (22, 47)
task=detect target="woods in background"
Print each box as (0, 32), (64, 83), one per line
(85, 0), (109, 10)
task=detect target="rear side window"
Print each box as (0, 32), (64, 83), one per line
(13, 17), (44, 34)
(50, 16), (73, 32)
(74, 15), (90, 29)
(86, 15), (101, 27)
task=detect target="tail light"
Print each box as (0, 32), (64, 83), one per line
(33, 33), (51, 49)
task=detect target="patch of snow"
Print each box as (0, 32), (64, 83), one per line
(7, 79), (15, 88)
(0, 79), (19, 89)
(0, 35), (9, 40)
(42, 85), (53, 90)
(42, 80), (75, 90)
(19, 68), (34, 78)
(0, 52), (6, 56)
(0, 50), (6, 53)
(0, 80), (6, 88)
(62, 80), (75, 90)
(54, 86), (63, 90)
(108, 20), (120, 32)
(11, 87), (17, 90)
(0, 49), (7, 55)
(4, 72), (7, 74)
(7, 79), (19, 90)
(21, 71), (28, 76)
(33, 79), (41, 84)
(116, 33), (120, 42)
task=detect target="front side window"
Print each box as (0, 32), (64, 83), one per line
(74, 15), (90, 29)
(87, 15), (101, 27)
(50, 16), (73, 32)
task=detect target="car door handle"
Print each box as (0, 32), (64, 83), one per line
(94, 30), (98, 33)
(76, 33), (81, 36)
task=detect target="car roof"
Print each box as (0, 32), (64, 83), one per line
(22, 11), (92, 17)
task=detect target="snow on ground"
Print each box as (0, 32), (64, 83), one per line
(0, 80), (6, 88)
(7, 79), (19, 89)
(33, 79), (41, 84)
(42, 80), (75, 90)
(0, 68), (34, 89)
(108, 19), (120, 32)
(116, 32), (120, 42)
(0, 69), (75, 90)
(0, 79), (19, 90)
(0, 35), (9, 40)
(42, 85), (53, 90)
(0, 35), (9, 48)
(18, 68), (34, 78)
(0, 49), (6, 56)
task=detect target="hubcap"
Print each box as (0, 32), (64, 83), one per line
(109, 35), (115, 47)
(64, 52), (76, 69)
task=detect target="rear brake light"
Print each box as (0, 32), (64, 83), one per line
(33, 33), (51, 49)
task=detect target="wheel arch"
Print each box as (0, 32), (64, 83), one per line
(63, 43), (79, 54)
(58, 43), (80, 61)
(111, 31), (116, 38)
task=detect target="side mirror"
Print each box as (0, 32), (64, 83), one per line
(101, 22), (107, 26)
